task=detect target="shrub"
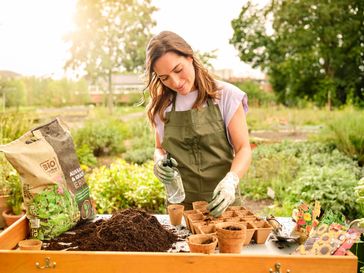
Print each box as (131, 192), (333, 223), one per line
(319, 110), (364, 166)
(75, 144), (97, 168)
(123, 117), (155, 164)
(0, 112), (35, 143)
(242, 141), (363, 219)
(234, 80), (276, 107)
(72, 118), (129, 156)
(87, 160), (165, 214)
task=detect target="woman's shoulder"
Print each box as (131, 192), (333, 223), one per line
(215, 80), (247, 100)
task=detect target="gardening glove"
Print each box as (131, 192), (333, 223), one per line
(153, 156), (178, 185)
(207, 172), (239, 218)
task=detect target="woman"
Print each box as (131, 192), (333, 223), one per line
(145, 31), (252, 217)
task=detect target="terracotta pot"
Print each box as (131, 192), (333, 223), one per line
(2, 208), (25, 227)
(0, 195), (10, 228)
(187, 234), (218, 254)
(18, 239), (42, 250)
(167, 204), (184, 226)
(216, 222), (246, 253)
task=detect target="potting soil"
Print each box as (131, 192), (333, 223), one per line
(43, 208), (178, 252)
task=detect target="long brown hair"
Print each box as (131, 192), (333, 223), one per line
(145, 31), (220, 126)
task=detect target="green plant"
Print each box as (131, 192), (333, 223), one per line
(5, 169), (23, 215)
(241, 141), (363, 219)
(86, 160), (165, 214)
(123, 147), (154, 165)
(319, 110), (364, 166)
(0, 111), (35, 144)
(72, 117), (129, 156)
(28, 184), (80, 240)
(76, 144), (97, 168)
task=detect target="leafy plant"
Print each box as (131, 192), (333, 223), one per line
(123, 147), (154, 165)
(319, 111), (364, 166)
(28, 184), (80, 240)
(242, 141), (363, 219)
(5, 169), (23, 215)
(87, 160), (165, 214)
(76, 144), (97, 168)
(72, 118), (129, 156)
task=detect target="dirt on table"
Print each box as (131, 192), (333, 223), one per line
(43, 208), (178, 252)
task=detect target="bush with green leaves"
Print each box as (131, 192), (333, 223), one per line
(318, 110), (364, 166)
(86, 160), (165, 214)
(242, 141), (364, 219)
(72, 118), (129, 156)
(75, 144), (97, 168)
(234, 80), (276, 107)
(123, 117), (155, 164)
(0, 112), (35, 143)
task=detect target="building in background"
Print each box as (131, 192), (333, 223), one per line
(89, 74), (144, 105)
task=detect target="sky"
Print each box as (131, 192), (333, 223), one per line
(0, 0), (266, 79)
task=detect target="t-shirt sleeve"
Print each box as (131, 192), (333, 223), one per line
(218, 82), (249, 128)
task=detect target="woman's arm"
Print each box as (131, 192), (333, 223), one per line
(154, 130), (167, 162)
(228, 104), (252, 178)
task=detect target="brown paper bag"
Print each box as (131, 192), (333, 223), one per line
(0, 118), (95, 240)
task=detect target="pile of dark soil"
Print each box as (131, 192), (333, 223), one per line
(43, 208), (178, 252)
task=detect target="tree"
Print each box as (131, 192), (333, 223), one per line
(230, 0), (364, 108)
(0, 79), (26, 110)
(65, 0), (157, 113)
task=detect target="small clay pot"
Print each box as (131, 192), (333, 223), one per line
(187, 234), (218, 254)
(18, 239), (42, 250)
(216, 222), (246, 253)
(167, 204), (184, 226)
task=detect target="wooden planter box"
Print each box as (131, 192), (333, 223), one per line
(0, 215), (358, 273)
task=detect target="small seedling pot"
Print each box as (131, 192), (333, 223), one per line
(216, 222), (246, 253)
(167, 204), (184, 226)
(187, 234), (218, 254)
(192, 201), (209, 213)
(18, 239), (42, 250)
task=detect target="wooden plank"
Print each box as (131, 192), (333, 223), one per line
(0, 215), (28, 250)
(0, 251), (357, 273)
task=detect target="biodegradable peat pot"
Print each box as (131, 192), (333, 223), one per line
(252, 220), (273, 244)
(198, 224), (217, 237)
(183, 210), (196, 231)
(192, 201), (208, 212)
(241, 222), (256, 245)
(187, 234), (218, 254)
(188, 212), (204, 234)
(18, 239), (42, 250)
(167, 204), (184, 226)
(216, 222), (246, 253)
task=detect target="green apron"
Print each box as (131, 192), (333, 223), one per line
(162, 96), (241, 210)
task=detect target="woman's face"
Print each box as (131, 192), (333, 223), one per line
(153, 51), (196, 95)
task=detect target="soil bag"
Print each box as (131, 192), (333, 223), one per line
(0, 118), (95, 240)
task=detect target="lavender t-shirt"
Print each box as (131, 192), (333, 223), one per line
(155, 80), (248, 145)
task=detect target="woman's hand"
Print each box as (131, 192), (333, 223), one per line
(207, 172), (239, 217)
(153, 157), (178, 184)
